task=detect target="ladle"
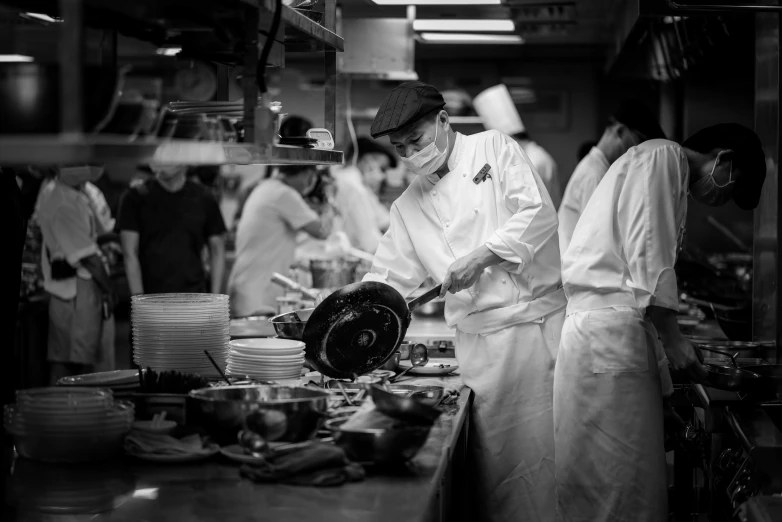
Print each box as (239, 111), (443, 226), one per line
(390, 344), (429, 383)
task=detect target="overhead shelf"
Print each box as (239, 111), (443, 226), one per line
(0, 136), (343, 166)
(351, 112), (485, 126)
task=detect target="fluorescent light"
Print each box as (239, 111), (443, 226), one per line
(419, 33), (524, 44)
(414, 19), (514, 32)
(0, 55), (34, 62)
(373, 0), (501, 5)
(21, 12), (63, 23)
(156, 47), (182, 56)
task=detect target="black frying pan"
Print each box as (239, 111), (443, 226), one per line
(302, 282), (442, 379)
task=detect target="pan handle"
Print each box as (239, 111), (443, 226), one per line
(408, 285), (443, 312)
(271, 272), (320, 300)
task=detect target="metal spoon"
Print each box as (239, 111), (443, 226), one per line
(390, 344), (429, 383)
(204, 350), (231, 386)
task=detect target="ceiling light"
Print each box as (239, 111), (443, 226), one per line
(413, 19), (514, 32)
(0, 55), (34, 62)
(21, 12), (63, 23)
(373, 1), (501, 5)
(419, 33), (524, 44)
(156, 47), (182, 57)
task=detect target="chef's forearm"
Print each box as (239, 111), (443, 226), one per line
(472, 244), (503, 270)
(647, 305), (685, 347)
(124, 253), (144, 295)
(209, 236), (226, 294)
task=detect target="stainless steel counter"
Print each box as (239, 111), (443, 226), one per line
(2, 377), (472, 522)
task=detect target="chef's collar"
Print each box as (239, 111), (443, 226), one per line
(424, 132), (464, 186)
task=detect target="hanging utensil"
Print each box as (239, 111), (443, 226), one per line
(303, 282), (442, 379)
(390, 344), (429, 383)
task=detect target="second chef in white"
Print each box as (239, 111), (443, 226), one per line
(364, 81), (566, 522)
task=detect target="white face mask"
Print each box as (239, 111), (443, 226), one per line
(400, 120), (449, 176)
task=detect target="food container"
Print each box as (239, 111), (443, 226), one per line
(325, 417), (431, 465)
(186, 385), (330, 445)
(269, 307), (314, 340)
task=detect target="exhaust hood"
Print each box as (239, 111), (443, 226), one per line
(338, 18), (418, 81)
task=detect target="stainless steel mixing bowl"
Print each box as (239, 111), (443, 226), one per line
(325, 417), (431, 464)
(186, 385), (330, 445)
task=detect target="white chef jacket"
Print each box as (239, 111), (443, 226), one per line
(229, 178), (319, 317)
(520, 140), (561, 210)
(563, 139), (689, 315)
(557, 146), (611, 254)
(364, 131), (566, 334)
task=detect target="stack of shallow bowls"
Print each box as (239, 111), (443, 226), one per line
(226, 338), (305, 382)
(57, 369), (140, 395)
(4, 387), (134, 463)
(132, 293), (230, 377)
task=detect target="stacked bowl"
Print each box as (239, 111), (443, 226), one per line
(132, 293), (230, 377)
(4, 387), (134, 463)
(226, 338), (306, 382)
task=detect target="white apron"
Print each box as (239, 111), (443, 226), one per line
(554, 305), (667, 522)
(458, 309), (564, 522)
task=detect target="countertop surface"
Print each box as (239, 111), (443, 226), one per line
(3, 376), (471, 522)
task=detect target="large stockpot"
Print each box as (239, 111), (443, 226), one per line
(309, 258), (360, 289)
(186, 385), (330, 446)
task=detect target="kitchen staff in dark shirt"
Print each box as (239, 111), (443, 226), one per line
(117, 164), (227, 295)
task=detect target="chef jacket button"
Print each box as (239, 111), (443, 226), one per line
(501, 279), (507, 284)
(432, 191), (437, 196)
(445, 222), (450, 227)
(474, 208), (479, 214)
(462, 173), (466, 177)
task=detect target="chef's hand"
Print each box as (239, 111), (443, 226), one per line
(666, 337), (708, 384)
(439, 245), (502, 298)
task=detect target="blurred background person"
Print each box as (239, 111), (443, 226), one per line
(474, 84), (561, 208)
(229, 164), (334, 317)
(117, 164), (226, 296)
(36, 166), (116, 382)
(559, 100), (666, 254)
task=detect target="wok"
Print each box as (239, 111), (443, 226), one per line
(302, 282), (442, 379)
(742, 365), (782, 401)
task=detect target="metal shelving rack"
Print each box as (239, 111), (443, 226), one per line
(0, 0), (344, 166)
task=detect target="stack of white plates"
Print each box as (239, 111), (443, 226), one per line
(132, 293), (230, 377)
(4, 387), (134, 463)
(226, 338), (305, 381)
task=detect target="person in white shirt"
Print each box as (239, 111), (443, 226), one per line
(330, 137), (395, 254)
(556, 124), (766, 522)
(474, 84), (561, 209)
(36, 166), (116, 382)
(365, 81), (565, 522)
(558, 100), (666, 253)
(229, 165), (334, 317)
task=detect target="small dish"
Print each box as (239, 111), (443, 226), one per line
(219, 444), (265, 464)
(132, 420), (177, 435)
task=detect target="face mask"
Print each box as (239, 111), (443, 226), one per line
(59, 166), (103, 186)
(690, 152), (734, 206)
(400, 120), (449, 176)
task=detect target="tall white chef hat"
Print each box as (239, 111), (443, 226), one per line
(473, 84), (526, 136)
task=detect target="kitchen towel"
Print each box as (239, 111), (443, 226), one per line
(240, 443), (365, 487)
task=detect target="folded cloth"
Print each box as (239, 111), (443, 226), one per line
(125, 431), (213, 455)
(239, 443), (365, 487)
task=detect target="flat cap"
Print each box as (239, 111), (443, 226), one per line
(612, 99), (666, 141)
(370, 81), (446, 139)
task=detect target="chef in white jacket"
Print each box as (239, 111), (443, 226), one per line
(558, 99), (666, 253)
(365, 81), (566, 521)
(556, 123), (766, 522)
(474, 84), (561, 209)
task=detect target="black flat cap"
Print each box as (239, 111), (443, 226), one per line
(683, 123), (766, 210)
(370, 81), (446, 139)
(612, 99), (666, 141)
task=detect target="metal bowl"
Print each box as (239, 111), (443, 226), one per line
(325, 417), (431, 464)
(186, 385), (330, 446)
(269, 308), (314, 340)
(369, 385), (442, 426)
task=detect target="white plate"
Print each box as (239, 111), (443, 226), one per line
(229, 339), (305, 351)
(219, 444), (265, 464)
(229, 346), (304, 357)
(397, 358), (459, 376)
(126, 446), (219, 463)
(57, 370), (139, 387)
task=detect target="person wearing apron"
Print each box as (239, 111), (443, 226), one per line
(555, 124), (766, 522)
(364, 81), (565, 521)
